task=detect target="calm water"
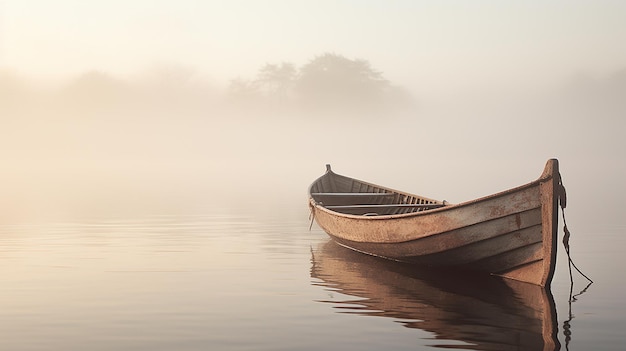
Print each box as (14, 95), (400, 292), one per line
(0, 196), (622, 350)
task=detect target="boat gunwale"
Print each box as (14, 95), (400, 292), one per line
(308, 165), (554, 221)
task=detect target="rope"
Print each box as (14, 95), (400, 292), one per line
(558, 176), (593, 285)
(309, 203), (316, 231)
(561, 208), (593, 284)
(558, 174), (593, 351)
(557, 172), (593, 336)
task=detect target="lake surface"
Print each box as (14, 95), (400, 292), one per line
(0, 187), (622, 351)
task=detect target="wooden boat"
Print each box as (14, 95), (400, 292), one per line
(311, 241), (561, 351)
(308, 159), (566, 287)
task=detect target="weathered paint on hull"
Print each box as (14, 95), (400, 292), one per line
(309, 159), (561, 287)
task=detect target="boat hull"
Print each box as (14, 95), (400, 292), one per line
(308, 159), (562, 287)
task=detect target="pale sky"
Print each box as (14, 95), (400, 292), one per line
(1, 1), (626, 97)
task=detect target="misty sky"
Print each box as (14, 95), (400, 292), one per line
(2, 1), (626, 98)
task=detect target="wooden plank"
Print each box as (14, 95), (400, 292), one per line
(325, 203), (444, 210)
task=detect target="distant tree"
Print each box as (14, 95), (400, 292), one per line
(227, 78), (260, 102)
(295, 53), (389, 107)
(225, 53), (413, 115)
(255, 62), (297, 99)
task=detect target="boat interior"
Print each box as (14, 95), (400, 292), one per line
(310, 166), (445, 216)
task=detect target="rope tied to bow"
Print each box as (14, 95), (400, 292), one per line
(558, 172), (593, 350)
(557, 174), (593, 287)
(309, 202), (317, 231)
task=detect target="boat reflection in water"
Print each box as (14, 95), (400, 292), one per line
(311, 241), (560, 351)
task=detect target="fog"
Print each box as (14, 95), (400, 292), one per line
(1, 2), (625, 223)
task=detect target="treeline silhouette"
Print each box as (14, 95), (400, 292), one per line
(1, 53), (414, 120)
(229, 53), (412, 112)
(3, 54), (624, 121)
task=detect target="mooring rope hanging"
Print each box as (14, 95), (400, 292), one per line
(558, 171), (593, 344)
(561, 207), (594, 285)
(558, 175), (593, 286)
(558, 174), (593, 351)
(309, 203), (316, 231)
